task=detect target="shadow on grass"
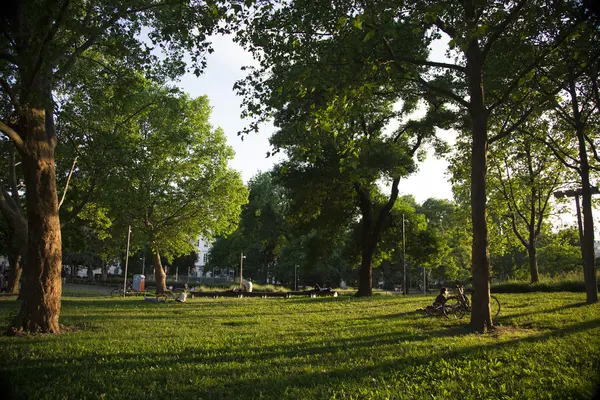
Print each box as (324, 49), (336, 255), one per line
(495, 301), (589, 321)
(3, 317), (599, 399)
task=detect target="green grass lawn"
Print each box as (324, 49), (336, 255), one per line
(1, 289), (599, 400)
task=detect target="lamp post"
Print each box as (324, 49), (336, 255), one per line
(294, 265), (298, 291)
(239, 252), (246, 289)
(402, 214), (407, 296)
(141, 252), (145, 277)
(123, 225), (131, 296)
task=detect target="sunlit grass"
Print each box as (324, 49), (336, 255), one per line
(1, 290), (599, 399)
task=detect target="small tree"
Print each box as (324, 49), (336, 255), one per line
(98, 85), (247, 294)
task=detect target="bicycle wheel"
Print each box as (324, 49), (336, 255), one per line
(126, 288), (138, 297)
(443, 296), (467, 319)
(110, 288), (123, 297)
(490, 295), (501, 317)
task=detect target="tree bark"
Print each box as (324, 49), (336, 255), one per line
(152, 246), (167, 294)
(467, 40), (493, 333)
(7, 252), (23, 294)
(14, 105), (63, 334)
(527, 243), (539, 284)
(354, 178), (400, 297)
(527, 145), (540, 284)
(576, 126), (598, 303)
(356, 238), (374, 297)
(570, 70), (598, 304)
(101, 260), (108, 281)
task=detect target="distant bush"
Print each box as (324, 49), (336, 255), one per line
(251, 284), (289, 293)
(491, 280), (599, 293)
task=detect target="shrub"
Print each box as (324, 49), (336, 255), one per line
(491, 280), (599, 293)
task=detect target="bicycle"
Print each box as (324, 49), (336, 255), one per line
(110, 284), (138, 297)
(442, 285), (500, 319)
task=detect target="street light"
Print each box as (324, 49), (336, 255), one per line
(294, 265), (298, 291)
(402, 214), (407, 295)
(239, 252), (246, 289)
(123, 225), (131, 296)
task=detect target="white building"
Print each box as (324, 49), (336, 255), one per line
(594, 241), (600, 257)
(193, 236), (213, 277)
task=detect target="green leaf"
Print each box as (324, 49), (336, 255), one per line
(364, 31), (376, 42)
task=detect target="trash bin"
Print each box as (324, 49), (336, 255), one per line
(133, 274), (145, 292)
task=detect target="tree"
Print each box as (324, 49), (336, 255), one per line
(239, 0), (583, 331)
(390, 0), (587, 332)
(237, 7), (452, 295)
(487, 128), (569, 283)
(418, 198), (471, 284)
(0, 0), (229, 332)
(538, 227), (584, 277)
(237, 172), (289, 283)
(96, 85), (247, 294)
(534, 16), (600, 302)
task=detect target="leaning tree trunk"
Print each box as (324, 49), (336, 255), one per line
(15, 105), (63, 334)
(467, 42), (493, 333)
(7, 252), (23, 294)
(354, 178), (400, 297)
(151, 246), (167, 294)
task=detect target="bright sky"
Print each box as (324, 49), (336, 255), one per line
(177, 34), (456, 204)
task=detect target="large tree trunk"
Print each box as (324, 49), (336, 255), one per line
(15, 105), (63, 334)
(356, 241), (374, 297)
(152, 246), (167, 294)
(467, 42), (493, 333)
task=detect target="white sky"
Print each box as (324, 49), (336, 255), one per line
(177, 34), (453, 204)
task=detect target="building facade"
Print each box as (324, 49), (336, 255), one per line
(194, 236), (213, 277)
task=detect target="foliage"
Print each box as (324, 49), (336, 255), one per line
(206, 171), (287, 282)
(537, 227), (584, 277)
(0, 292), (599, 399)
(491, 277), (600, 294)
(101, 85), (247, 278)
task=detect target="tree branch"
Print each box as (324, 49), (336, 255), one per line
(60, 174), (98, 228)
(481, 0), (529, 62)
(0, 120), (24, 151)
(8, 145), (21, 208)
(434, 16), (457, 39)
(383, 37), (470, 109)
(58, 153), (78, 210)
(28, 0), (71, 88)
(533, 135), (581, 173)
(584, 133), (600, 165)
(116, 102), (157, 128)
(373, 177), (401, 240)
(388, 54), (465, 73)
(535, 174), (560, 236)
(489, 103), (536, 144)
